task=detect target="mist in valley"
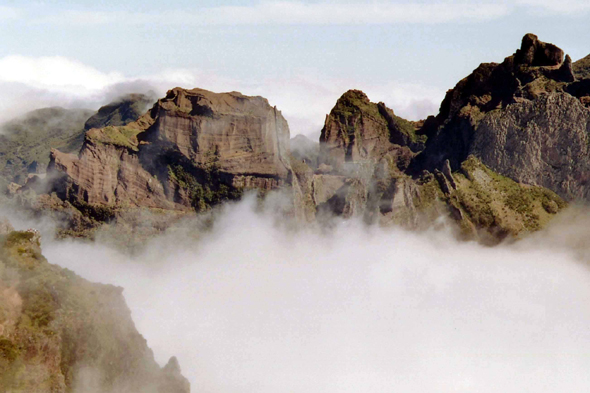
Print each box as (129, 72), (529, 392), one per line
(12, 196), (588, 392)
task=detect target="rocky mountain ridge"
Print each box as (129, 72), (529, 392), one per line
(4, 33), (589, 243)
(48, 88), (291, 214)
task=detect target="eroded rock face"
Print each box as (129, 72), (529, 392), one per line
(49, 87), (293, 211)
(287, 83), (567, 242)
(472, 93), (590, 200)
(515, 33), (564, 67)
(413, 33), (588, 201)
(319, 90), (421, 170)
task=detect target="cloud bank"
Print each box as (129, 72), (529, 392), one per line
(34, 197), (590, 393)
(0, 55), (443, 134)
(17, 0), (590, 27)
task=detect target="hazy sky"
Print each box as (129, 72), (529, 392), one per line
(0, 0), (589, 135)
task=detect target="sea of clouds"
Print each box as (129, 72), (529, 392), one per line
(3, 195), (585, 393)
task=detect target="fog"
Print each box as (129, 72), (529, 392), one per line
(31, 196), (590, 392)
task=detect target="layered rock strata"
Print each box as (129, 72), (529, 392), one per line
(49, 88), (292, 212)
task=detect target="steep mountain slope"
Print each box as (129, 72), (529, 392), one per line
(6, 33), (587, 243)
(49, 87), (292, 212)
(412, 34), (590, 201)
(83, 93), (155, 132)
(0, 221), (189, 392)
(0, 94), (155, 192)
(0, 108), (94, 185)
(573, 53), (590, 80)
(290, 89), (565, 241)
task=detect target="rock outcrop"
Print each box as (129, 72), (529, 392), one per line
(412, 33), (590, 203)
(0, 223), (189, 392)
(471, 93), (590, 200)
(289, 86), (566, 241)
(319, 90), (423, 170)
(48, 87), (292, 212)
(10, 33), (588, 243)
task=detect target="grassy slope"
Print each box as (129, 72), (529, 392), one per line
(0, 108), (94, 184)
(0, 229), (187, 392)
(409, 156), (565, 240)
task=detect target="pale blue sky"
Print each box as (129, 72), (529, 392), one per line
(0, 0), (589, 134)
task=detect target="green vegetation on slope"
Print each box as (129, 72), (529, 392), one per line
(0, 107), (94, 185)
(573, 54), (590, 80)
(167, 149), (242, 212)
(0, 229), (188, 392)
(448, 156), (565, 239)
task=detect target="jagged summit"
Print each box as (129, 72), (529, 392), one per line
(5, 33), (588, 243)
(413, 33), (590, 203)
(514, 33), (565, 67)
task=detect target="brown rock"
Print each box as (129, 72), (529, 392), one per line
(48, 87), (293, 211)
(319, 90), (419, 170)
(515, 33), (564, 67)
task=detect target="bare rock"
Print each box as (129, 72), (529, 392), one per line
(471, 93), (590, 200)
(48, 87), (293, 212)
(515, 33), (564, 67)
(319, 90), (420, 170)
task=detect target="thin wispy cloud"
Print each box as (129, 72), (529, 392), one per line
(514, 0), (590, 15)
(0, 54), (443, 129)
(0, 6), (20, 20)
(31, 2), (510, 26)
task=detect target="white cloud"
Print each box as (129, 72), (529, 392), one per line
(0, 6), (20, 20)
(0, 55), (442, 132)
(0, 55), (124, 94)
(38, 197), (590, 392)
(515, 0), (590, 15)
(32, 2), (509, 26)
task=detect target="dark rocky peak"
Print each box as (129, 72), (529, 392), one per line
(414, 33), (578, 174)
(514, 33), (564, 67)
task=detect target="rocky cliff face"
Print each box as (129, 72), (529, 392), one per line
(0, 224), (189, 392)
(412, 33), (590, 202)
(49, 88), (292, 213)
(319, 90), (423, 170)
(9, 33), (588, 242)
(289, 86), (566, 241)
